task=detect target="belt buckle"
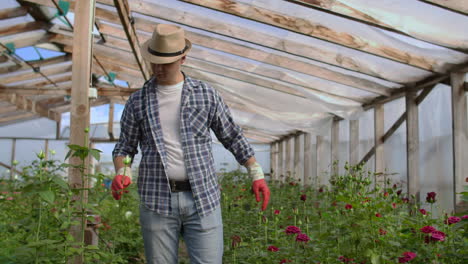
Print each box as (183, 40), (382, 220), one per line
(170, 181), (177, 192)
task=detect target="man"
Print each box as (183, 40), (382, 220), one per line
(111, 24), (270, 264)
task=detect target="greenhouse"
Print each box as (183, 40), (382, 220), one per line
(0, 0), (467, 263)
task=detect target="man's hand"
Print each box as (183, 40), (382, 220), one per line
(252, 179), (270, 211)
(111, 167), (132, 200)
(247, 161), (270, 211)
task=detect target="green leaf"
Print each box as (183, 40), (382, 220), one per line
(64, 149), (73, 161)
(52, 176), (69, 190)
(90, 149), (101, 161)
(39, 190), (55, 204)
(371, 253), (381, 264)
(86, 245), (99, 250)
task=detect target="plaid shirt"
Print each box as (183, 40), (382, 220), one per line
(113, 74), (254, 216)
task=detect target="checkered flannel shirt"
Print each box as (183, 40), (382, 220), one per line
(112, 74), (254, 216)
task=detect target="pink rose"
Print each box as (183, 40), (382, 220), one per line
(295, 233), (310, 243)
(445, 216), (461, 225)
(398, 252), (416, 263)
(430, 230), (446, 242)
(420, 226), (436, 234)
(285, 226), (301, 235)
(267, 245), (279, 252)
(462, 215), (468, 220)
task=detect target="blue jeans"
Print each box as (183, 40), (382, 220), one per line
(139, 191), (223, 264)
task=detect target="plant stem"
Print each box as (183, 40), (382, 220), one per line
(34, 162), (44, 264)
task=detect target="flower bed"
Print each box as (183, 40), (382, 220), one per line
(220, 166), (468, 264)
(0, 151), (467, 263)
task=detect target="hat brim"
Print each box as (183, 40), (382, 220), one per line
(140, 39), (192, 64)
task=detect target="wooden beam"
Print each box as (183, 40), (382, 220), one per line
(451, 72), (468, 213)
(316, 135), (325, 186)
(420, 0), (468, 15)
(288, 0), (467, 50)
(293, 134), (302, 182)
(0, 104), (18, 115)
(181, 0), (444, 73)
(0, 6), (29, 20)
(5, 94), (61, 121)
(7, 73), (72, 89)
(1, 62), (72, 84)
(278, 138), (284, 180)
(374, 104), (384, 185)
(69, 1), (95, 262)
(0, 29), (52, 49)
(331, 118), (339, 175)
(406, 89), (420, 203)
(349, 120), (359, 165)
(112, 0), (151, 80)
(285, 136), (292, 179)
(270, 142), (278, 180)
(108, 102), (114, 140)
(0, 111), (37, 124)
(0, 86), (137, 97)
(303, 132), (312, 186)
(0, 21), (50, 36)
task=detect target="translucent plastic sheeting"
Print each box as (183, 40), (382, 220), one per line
(249, 0), (468, 74)
(192, 70), (358, 133)
(319, 133), (332, 186)
(383, 97), (407, 190)
(0, 139), (13, 167)
(0, 118), (57, 139)
(359, 109), (375, 172)
(418, 84), (455, 216)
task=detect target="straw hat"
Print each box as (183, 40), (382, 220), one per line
(140, 24), (192, 64)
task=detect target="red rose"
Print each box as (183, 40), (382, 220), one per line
(300, 194), (307, 201)
(420, 226), (436, 234)
(295, 233), (310, 243)
(274, 209), (280, 215)
(285, 225), (301, 235)
(398, 252), (416, 263)
(345, 204), (353, 210)
(426, 192), (437, 203)
(267, 245), (279, 252)
(379, 228), (387, 235)
(375, 213), (382, 218)
(419, 209), (427, 215)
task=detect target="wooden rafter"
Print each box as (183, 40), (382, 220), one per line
(112, 0), (151, 81)
(25, 0), (405, 88)
(180, 0), (452, 73)
(0, 111), (37, 125)
(0, 21), (50, 36)
(0, 6), (29, 20)
(420, 0), (468, 15)
(4, 93), (60, 121)
(287, 0), (468, 50)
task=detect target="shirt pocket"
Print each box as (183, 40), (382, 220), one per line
(188, 106), (211, 140)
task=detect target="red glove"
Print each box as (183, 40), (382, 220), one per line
(111, 175), (132, 200)
(252, 179), (270, 211)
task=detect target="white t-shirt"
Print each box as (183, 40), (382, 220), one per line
(157, 81), (188, 181)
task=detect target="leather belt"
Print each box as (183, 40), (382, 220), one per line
(169, 180), (191, 192)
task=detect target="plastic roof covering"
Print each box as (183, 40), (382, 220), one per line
(0, 0), (467, 143)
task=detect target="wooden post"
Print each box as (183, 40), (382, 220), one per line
(303, 133), (312, 186)
(285, 136), (292, 180)
(278, 139), (284, 182)
(10, 139), (16, 180)
(293, 133), (302, 182)
(331, 119), (340, 176)
(316, 135), (325, 187)
(56, 116), (61, 139)
(374, 104), (385, 187)
(349, 120), (359, 166)
(451, 72), (468, 213)
(44, 139), (49, 161)
(108, 102), (114, 140)
(69, 1), (96, 263)
(406, 90), (420, 202)
(270, 142), (278, 180)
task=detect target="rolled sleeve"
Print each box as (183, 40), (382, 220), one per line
(210, 89), (254, 165)
(112, 97), (140, 160)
